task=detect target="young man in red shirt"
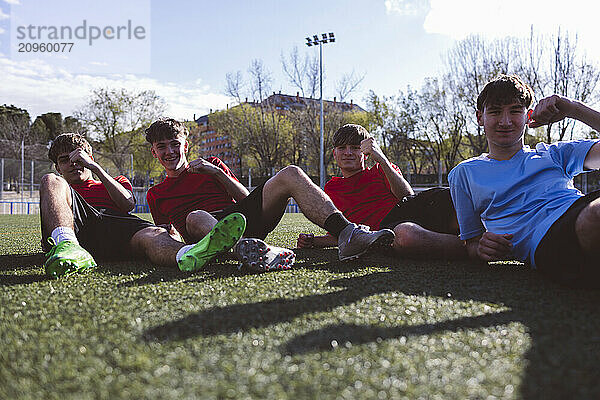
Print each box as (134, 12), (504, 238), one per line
(298, 124), (466, 259)
(40, 133), (245, 277)
(144, 119), (395, 272)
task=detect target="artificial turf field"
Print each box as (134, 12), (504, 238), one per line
(0, 214), (599, 399)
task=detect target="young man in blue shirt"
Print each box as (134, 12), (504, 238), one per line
(449, 75), (600, 288)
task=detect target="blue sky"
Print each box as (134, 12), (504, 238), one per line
(0, 0), (597, 120)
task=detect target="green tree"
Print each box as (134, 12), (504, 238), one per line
(75, 88), (165, 174)
(214, 60), (295, 176)
(0, 104), (32, 159)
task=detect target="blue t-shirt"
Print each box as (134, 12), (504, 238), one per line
(448, 140), (597, 267)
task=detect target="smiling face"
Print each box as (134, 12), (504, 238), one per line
(333, 144), (365, 177)
(150, 134), (189, 176)
(478, 102), (528, 159)
(55, 152), (92, 184)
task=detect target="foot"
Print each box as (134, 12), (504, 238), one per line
(338, 224), (395, 261)
(44, 239), (97, 278)
(178, 212), (246, 272)
(234, 238), (295, 273)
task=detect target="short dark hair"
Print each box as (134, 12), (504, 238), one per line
(48, 133), (92, 164)
(145, 118), (189, 144)
(333, 124), (371, 148)
(477, 74), (534, 111)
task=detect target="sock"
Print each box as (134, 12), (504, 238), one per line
(324, 212), (352, 237)
(176, 245), (195, 262)
(51, 227), (78, 245)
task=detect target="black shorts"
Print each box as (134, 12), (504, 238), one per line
(42, 188), (154, 260)
(534, 190), (600, 289)
(215, 182), (276, 240)
(379, 187), (459, 235)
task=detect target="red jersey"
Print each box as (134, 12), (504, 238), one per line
(71, 175), (132, 212)
(146, 157), (238, 242)
(324, 163), (400, 230)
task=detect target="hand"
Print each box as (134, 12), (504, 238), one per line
(528, 95), (574, 128)
(188, 158), (220, 175)
(69, 149), (96, 170)
(360, 137), (386, 164)
(477, 232), (513, 261)
(157, 223), (182, 241)
(297, 233), (315, 248)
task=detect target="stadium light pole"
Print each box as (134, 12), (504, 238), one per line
(305, 32), (335, 188)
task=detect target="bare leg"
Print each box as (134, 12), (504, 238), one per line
(186, 210), (218, 241)
(575, 197), (600, 256)
(129, 226), (184, 267)
(393, 222), (467, 259)
(262, 166), (338, 229)
(39, 173), (74, 247)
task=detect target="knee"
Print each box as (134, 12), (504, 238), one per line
(274, 165), (307, 184)
(185, 210), (215, 236)
(39, 173), (70, 202)
(40, 173), (67, 192)
(131, 226), (168, 248)
(589, 199), (600, 221)
(393, 222), (422, 251)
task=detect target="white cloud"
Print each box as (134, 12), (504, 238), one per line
(0, 8), (9, 20)
(385, 0), (429, 16)
(0, 27), (5, 34)
(3, 0), (21, 4)
(0, 56), (232, 120)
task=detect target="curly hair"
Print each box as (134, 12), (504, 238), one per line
(477, 74), (534, 111)
(332, 124), (371, 148)
(145, 118), (189, 144)
(48, 133), (92, 164)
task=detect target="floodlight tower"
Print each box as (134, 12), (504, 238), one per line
(305, 32), (335, 188)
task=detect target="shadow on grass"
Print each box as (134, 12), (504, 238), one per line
(0, 253), (45, 272)
(108, 256), (246, 288)
(143, 260), (600, 399)
(0, 253), (49, 286)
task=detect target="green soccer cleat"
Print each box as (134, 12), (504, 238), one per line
(178, 212), (247, 272)
(44, 239), (97, 278)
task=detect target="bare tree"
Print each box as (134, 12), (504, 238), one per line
(336, 71), (365, 102)
(281, 46), (319, 98)
(216, 60), (293, 176)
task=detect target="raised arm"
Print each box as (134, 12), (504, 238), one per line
(70, 149), (135, 212)
(529, 95), (600, 169)
(188, 158), (249, 201)
(360, 137), (413, 199)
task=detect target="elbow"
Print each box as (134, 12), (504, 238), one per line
(123, 198), (135, 213)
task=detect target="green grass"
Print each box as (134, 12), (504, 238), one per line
(1, 213), (599, 399)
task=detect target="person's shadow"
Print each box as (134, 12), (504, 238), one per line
(0, 254), (49, 285)
(143, 259), (600, 399)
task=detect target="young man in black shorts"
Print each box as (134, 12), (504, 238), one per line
(449, 75), (600, 288)
(297, 124), (467, 259)
(144, 119), (395, 272)
(40, 133), (245, 277)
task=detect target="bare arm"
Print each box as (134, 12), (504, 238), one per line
(529, 95), (600, 169)
(188, 158), (249, 201)
(71, 149), (135, 212)
(361, 137), (413, 199)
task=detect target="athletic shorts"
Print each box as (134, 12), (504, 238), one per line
(42, 187), (154, 259)
(379, 187), (459, 235)
(534, 190), (600, 289)
(215, 182), (277, 240)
